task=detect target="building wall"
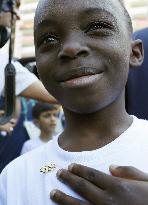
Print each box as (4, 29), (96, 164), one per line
(14, 0), (38, 58)
(125, 0), (148, 30)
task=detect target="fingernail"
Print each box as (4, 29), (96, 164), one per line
(56, 169), (63, 178)
(50, 189), (58, 199)
(110, 165), (119, 170)
(68, 163), (76, 171)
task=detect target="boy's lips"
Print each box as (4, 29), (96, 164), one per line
(50, 124), (56, 127)
(57, 67), (103, 82)
(57, 67), (104, 88)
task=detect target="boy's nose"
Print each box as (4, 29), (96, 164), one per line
(58, 42), (90, 61)
(50, 114), (56, 121)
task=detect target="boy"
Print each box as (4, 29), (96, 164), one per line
(0, 0), (147, 204)
(21, 102), (59, 154)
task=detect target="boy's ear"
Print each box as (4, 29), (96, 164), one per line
(130, 39), (144, 68)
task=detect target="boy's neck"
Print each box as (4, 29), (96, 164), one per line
(40, 132), (53, 142)
(59, 92), (133, 152)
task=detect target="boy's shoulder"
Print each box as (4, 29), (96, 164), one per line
(0, 138), (58, 204)
(134, 116), (148, 128)
(132, 116), (148, 127)
(130, 116), (148, 140)
(1, 139), (54, 177)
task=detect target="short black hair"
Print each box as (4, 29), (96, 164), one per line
(32, 102), (58, 119)
(35, 0), (133, 35)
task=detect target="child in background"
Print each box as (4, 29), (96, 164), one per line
(21, 102), (59, 154)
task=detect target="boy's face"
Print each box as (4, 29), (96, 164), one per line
(36, 110), (58, 133)
(35, 0), (142, 114)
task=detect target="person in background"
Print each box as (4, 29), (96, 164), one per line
(0, 0), (57, 135)
(0, 0), (57, 102)
(0, 7), (57, 172)
(126, 27), (148, 119)
(21, 102), (60, 154)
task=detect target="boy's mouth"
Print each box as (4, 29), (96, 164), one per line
(57, 67), (104, 82)
(50, 124), (56, 127)
(57, 67), (104, 87)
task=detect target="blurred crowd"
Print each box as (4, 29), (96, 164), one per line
(0, 0), (63, 172)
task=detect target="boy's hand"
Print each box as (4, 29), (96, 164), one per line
(110, 165), (148, 181)
(50, 164), (148, 205)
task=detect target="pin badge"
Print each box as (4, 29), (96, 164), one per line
(40, 164), (56, 173)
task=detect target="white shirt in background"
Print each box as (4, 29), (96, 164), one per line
(0, 43), (38, 96)
(21, 137), (46, 155)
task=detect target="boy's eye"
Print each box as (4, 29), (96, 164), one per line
(85, 21), (113, 33)
(43, 113), (51, 118)
(54, 113), (59, 118)
(38, 34), (59, 47)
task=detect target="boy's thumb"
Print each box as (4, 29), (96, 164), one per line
(109, 165), (148, 181)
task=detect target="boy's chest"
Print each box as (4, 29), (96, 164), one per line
(7, 145), (148, 205)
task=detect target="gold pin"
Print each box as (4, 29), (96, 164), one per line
(40, 164), (56, 173)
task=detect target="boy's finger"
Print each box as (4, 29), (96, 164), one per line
(68, 163), (116, 189)
(110, 165), (148, 181)
(50, 189), (92, 205)
(57, 169), (106, 204)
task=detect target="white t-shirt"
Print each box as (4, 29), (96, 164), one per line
(0, 44), (38, 96)
(21, 137), (46, 155)
(0, 116), (148, 205)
